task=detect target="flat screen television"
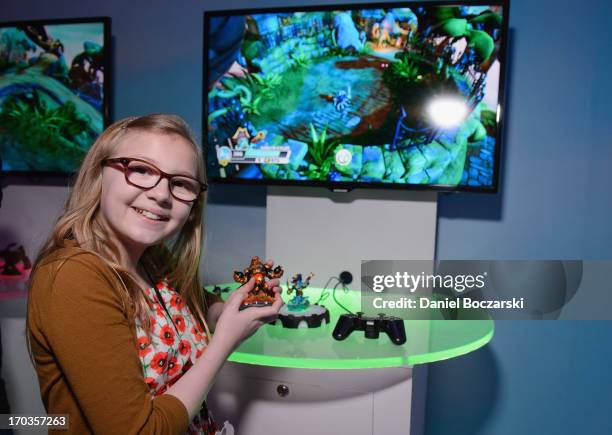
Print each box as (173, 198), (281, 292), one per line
(0, 17), (110, 175)
(205, 1), (508, 193)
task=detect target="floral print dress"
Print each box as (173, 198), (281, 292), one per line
(135, 280), (220, 435)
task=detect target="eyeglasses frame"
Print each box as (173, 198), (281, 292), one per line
(102, 157), (207, 202)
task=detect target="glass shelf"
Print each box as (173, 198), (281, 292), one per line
(206, 284), (494, 369)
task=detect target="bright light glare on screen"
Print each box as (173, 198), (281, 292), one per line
(427, 97), (468, 128)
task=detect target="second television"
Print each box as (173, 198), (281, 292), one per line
(205, 1), (508, 192)
(0, 17), (110, 175)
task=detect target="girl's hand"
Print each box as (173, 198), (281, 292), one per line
(211, 277), (283, 353)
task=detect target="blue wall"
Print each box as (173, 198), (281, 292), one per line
(2, 0), (611, 433)
(431, 0), (612, 434)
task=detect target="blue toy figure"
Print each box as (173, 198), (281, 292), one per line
(286, 272), (314, 311)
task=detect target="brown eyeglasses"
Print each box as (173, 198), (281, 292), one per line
(102, 157), (207, 202)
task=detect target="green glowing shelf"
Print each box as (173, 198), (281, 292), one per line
(206, 285), (494, 369)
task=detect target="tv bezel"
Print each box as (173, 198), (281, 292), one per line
(0, 16), (112, 177)
(203, 0), (509, 193)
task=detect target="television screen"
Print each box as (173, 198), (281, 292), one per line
(0, 18), (110, 174)
(205, 2), (508, 192)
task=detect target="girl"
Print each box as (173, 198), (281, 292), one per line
(26, 114), (282, 434)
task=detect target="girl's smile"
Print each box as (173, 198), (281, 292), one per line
(131, 206), (170, 222)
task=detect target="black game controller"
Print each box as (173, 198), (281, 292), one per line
(332, 312), (406, 345)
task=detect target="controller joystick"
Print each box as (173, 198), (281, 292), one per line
(332, 313), (406, 345)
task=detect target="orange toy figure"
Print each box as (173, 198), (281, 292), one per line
(233, 256), (284, 309)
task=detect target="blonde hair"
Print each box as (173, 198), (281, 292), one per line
(26, 114), (210, 362)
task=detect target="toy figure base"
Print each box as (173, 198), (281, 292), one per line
(278, 304), (330, 328)
(287, 294), (310, 311)
(239, 300), (273, 310)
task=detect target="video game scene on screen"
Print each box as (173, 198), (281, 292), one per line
(0, 22), (105, 172)
(207, 5), (503, 187)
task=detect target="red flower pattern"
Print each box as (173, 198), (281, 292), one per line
(136, 281), (217, 434)
(150, 351), (168, 375)
(167, 355), (181, 377)
(170, 293), (186, 310)
(173, 314), (186, 333)
(178, 339), (191, 356)
(144, 377), (158, 390)
(137, 336), (152, 358)
(159, 325), (175, 346)
(190, 326), (203, 343)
